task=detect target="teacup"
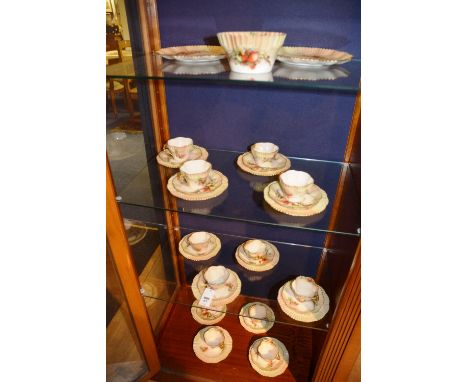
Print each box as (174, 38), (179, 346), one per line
(166, 137), (193, 160)
(203, 327), (225, 348)
(249, 304), (268, 320)
(180, 159), (212, 190)
(204, 265), (230, 288)
(291, 276), (318, 302)
(279, 170), (314, 203)
(243, 239), (267, 259)
(258, 338), (279, 361)
(251, 142), (279, 166)
(188, 231), (211, 252)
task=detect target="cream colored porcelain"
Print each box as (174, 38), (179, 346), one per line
(249, 303), (267, 319)
(291, 276), (319, 300)
(217, 31), (286, 74)
(251, 142), (279, 165)
(243, 239), (267, 258)
(167, 137), (193, 160)
(277, 279), (330, 322)
(249, 337), (289, 376)
(203, 326), (225, 347)
(180, 159), (212, 190)
(156, 45), (226, 62)
(188, 231), (211, 252)
(282, 283), (316, 312)
(279, 170), (314, 203)
(193, 326), (232, 363)
(204, 265), (230, 288)
(157, 145), (209, 168)
(258, 338), (279, 360)
(277, 46), (353, 67)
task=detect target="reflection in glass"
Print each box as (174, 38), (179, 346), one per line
(273, 64), (349, 81)
(106, 248), (148, 382)
(163, 61), (228, 76)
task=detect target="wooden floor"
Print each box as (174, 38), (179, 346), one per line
(155, 301), (327, 382)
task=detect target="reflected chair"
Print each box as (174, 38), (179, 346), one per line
(106, 79), (127, 118)
(117, 40), (138, 118)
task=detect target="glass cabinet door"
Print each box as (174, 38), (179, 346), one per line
(106, 246), (149, 382)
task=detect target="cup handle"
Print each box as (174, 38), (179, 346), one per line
(163, 144), (175, 158)
(178, 172), (188, 185)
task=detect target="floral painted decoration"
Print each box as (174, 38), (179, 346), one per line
(232, 48), (270, 69)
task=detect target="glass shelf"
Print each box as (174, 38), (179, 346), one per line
(106, 54), (360, 93)
(135, 224), (333, 331)
(118, 149), (360, 236)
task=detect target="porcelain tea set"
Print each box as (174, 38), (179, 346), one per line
(191, 300), (227, 325)
(156, 136), (208, 168)
(157, 32), (352, 79)
(237, 142), (291, 176)
(191, 265), (242, 305)
(249, 337), (290, 377)
(179, 231), (221, 261)
(159, 136), (328, 216)
(239, 302), (275, 334)
(264, 169), (329, 217)
(166, 157), (229, 201)
(193, 325), (233, 363)
(158, 136), (228, 201)
(277, 275), (330, 323)
(235, 239), (280, 272)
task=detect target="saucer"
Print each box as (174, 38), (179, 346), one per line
(239, 302), (275, 334)
(191, 300), (227, 325)
(193, 326), (232, 363)
(237, 152), (291, 176)
(263, 181), (329, 217)
(277, 46), (353, 67)
(156, 45), (226, 63)
(277, 281), (330, 322)
(167, 170), (228, 201)
(156, 145), (208, 168)
(178, 232), (221, 261)
(191, 268), (242, 305)
(248, 337), (289, 377)
(235, 240), (280, 272)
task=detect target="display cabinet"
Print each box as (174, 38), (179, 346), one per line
(106, 0), (360, 381)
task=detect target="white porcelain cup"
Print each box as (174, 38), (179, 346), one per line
(251, 142), (279, 165)
(249, 304), (268, 319)
(279, 170), (314, 202)
(204, 265), (229, 288)
(203, 327), (225, 347)
(180, 159), (212, 190)
(243, 239), (267, 259)
(258, 338), (279, 360)
(188, 231), (211, 252)
(167, 137), (193, 160)
(291, 276), (319, 301)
